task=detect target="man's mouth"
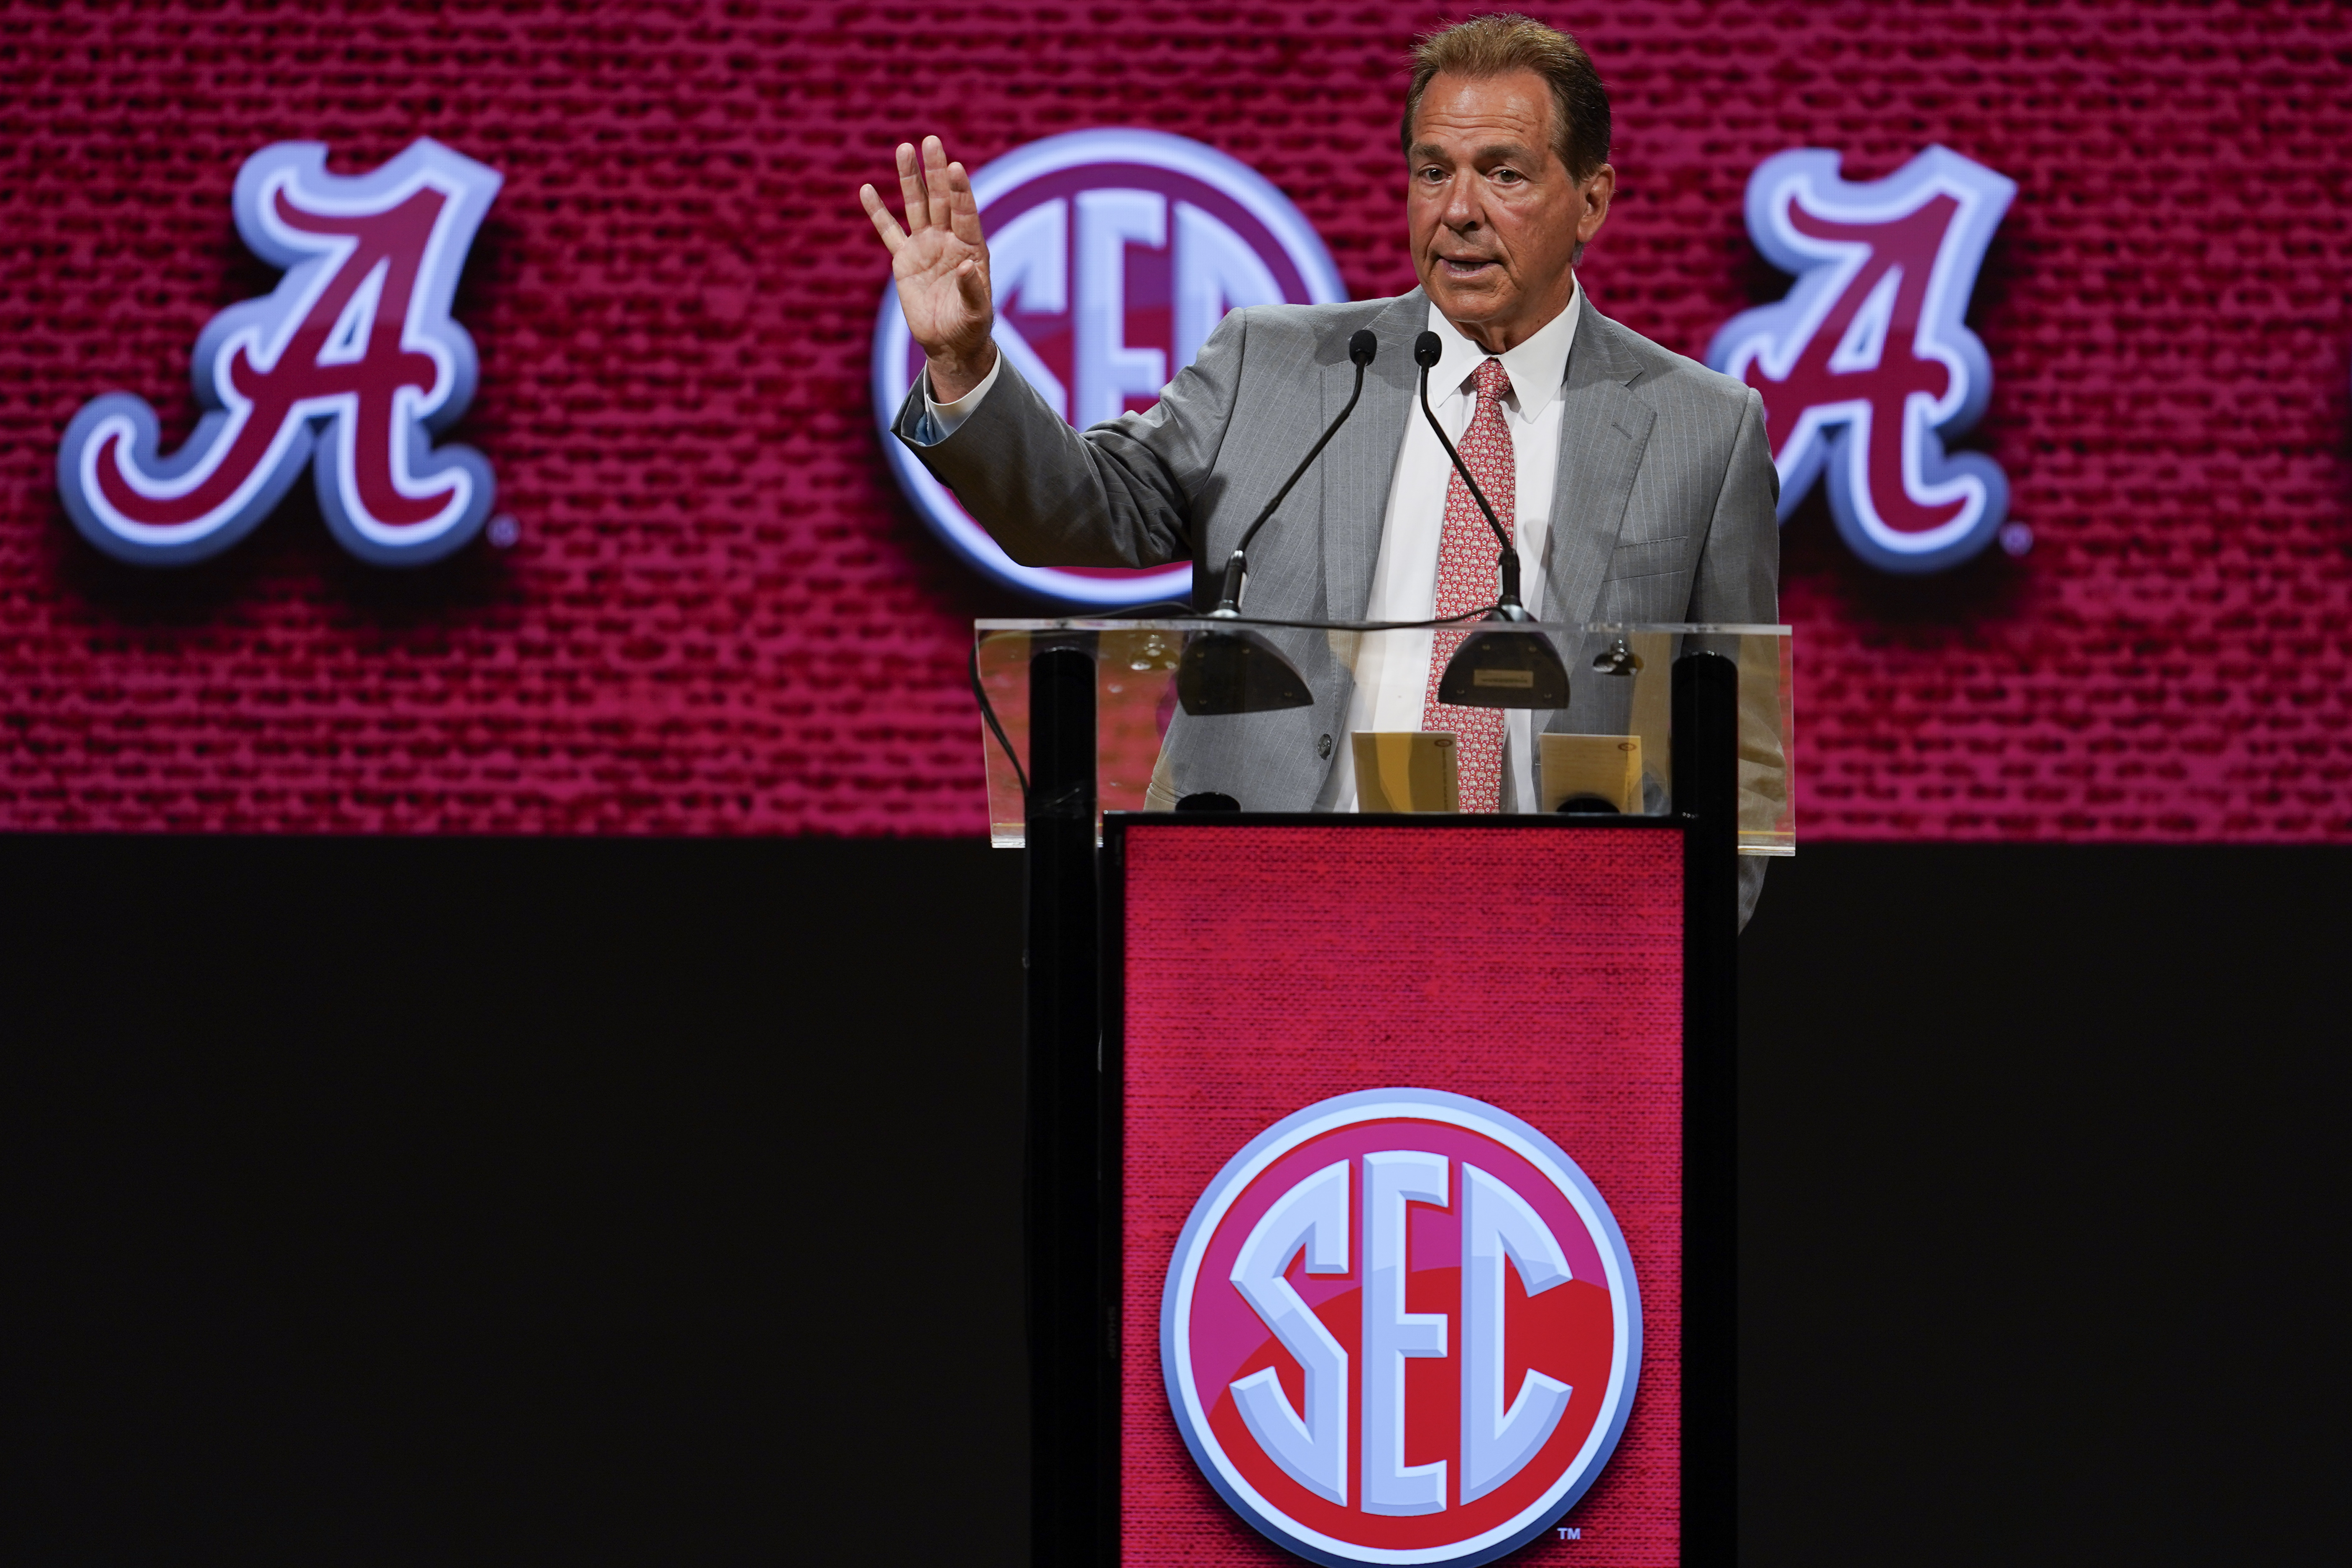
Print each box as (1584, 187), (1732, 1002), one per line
(1435, 255), (1500, 279)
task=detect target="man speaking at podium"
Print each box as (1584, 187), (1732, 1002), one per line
(862, 15), (1778, 918)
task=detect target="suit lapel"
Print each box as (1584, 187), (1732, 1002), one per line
(1542, 306), (1656, 629)
(1318, 290), (1428, 622)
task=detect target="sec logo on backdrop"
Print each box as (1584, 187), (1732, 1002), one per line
(870, 128), (1345, 608)
(1162, 1088), (1641, 1567)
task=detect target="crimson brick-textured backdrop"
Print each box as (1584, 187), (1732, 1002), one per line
(3, 1), (2347, 837)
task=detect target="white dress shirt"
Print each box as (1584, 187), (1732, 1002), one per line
(924, 352), (1002, 435)
(921, 284), (1583, 813)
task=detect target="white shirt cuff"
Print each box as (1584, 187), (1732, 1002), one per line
(920, 353), (1004, 437)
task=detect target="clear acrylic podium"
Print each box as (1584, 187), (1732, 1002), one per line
(981, 619), (1793, 1568)
(975, 621), (1793, 855)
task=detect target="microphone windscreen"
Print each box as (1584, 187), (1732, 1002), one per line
(1414, 330), (1443, 368)
(1348, 329), (1378, 366)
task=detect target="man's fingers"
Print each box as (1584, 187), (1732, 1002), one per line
(859, 184), (907, 254)
(921, 135), (954, 233)
(895, 142), (929, 232)
(956, 254), (992, 315)
(947, 161), (985, 246)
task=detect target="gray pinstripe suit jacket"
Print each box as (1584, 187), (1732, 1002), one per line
(896, 288), (1780, 923)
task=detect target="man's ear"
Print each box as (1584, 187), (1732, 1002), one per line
(1578, 164), (1617, 245)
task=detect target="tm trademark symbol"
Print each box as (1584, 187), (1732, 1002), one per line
(1555, 1526), (1581, 1541)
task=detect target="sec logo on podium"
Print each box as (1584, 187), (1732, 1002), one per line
(869, 127), (1345, 608)
(1161, 1088), (1642, 1567)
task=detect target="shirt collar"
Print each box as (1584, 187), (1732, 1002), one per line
(1423, 281), (1581, 422)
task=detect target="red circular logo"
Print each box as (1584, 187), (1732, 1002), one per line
(1161, 1089), (1642, 1566)
(869, 128), (1344, 607)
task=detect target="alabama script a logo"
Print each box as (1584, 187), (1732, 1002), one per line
(59, 138), (503, 567)
(1707, 146), (2017, 574)
(1163, 1088), (1641, 1568)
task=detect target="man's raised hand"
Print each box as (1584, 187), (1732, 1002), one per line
(860, 136), (998, 403)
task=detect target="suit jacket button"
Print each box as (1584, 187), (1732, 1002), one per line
(1317, 733), (1333, 759)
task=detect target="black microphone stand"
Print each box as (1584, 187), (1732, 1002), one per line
(1412, 329), (1571, 707)
(1413, 330), (1530, 622)
(1175, 329), (1380, 717)
(1210, 328), (1379, 615)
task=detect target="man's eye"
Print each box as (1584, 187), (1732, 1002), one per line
(1491, 168), (1523, 184)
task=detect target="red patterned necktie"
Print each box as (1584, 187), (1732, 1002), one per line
(1422, 356), (1514, 812)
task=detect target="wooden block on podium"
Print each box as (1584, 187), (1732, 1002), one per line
(1540, 733), (1643, 813)
(1351, 730), (1459, 812)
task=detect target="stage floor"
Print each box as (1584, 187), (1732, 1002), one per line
(3, 835), (2339, 1565)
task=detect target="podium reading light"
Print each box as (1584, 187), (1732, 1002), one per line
(1415, 332), (1572, 709)
(1175, 329), (1379, 716)
(1594, 635), (1642, 677)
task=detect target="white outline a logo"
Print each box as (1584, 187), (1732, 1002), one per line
(57, 138), (503, 568)
(1707, 145), (2016, 575)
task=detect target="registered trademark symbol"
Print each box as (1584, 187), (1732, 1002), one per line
(486, 513), (521, 549)
(1998, 521), (2034, 556)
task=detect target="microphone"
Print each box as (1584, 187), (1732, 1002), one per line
(1210, 328), (1379, 615)
(1413, 330), (1569, 709)
(1414, 329), (1526, 617)
(1180, 327), (1377, 718)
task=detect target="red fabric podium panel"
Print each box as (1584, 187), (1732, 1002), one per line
(1115, 819), (1686, 1565)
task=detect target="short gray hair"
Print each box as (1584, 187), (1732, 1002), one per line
(1400, 13), (1612, 183)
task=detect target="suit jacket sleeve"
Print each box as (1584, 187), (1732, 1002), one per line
(1690, 386), (1783, 932)
(1687, 386), (1780, 626)
(890, 309), (1252, 569)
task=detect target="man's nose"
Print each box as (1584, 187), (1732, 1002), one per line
(1441, 175), (1483, 230)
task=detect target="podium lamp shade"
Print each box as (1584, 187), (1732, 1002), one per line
(1593, 636), (1644, 677)
(1436, 626), (1573, 707)
(1175, 627), (1314, 716)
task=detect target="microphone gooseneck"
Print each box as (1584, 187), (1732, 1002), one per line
(1413, 329), (1526, 619)
(1212, 328), (1380, 615)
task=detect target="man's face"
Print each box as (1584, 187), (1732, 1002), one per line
(1406, 69), (1614, 352)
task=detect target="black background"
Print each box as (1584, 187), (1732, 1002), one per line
(3, 835), (2342, 1564)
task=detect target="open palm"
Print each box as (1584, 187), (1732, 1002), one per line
(860, 137), (997, 400)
